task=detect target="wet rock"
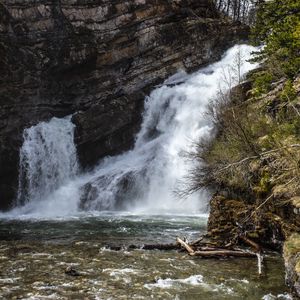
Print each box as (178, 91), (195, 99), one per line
(106, 245), (123, 251)
(207, 195), (295, 250)
(284, 234), (300, 298)
(79, 169), (146, 210)
(7, 245), (36, 258)
(0, 0), (249, 210)
(207, 195), (252, 246)
(65, 266), (81, 277)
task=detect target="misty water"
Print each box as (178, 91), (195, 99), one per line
(0, 45), (290, 299)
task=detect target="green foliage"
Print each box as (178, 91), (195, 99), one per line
(252, 71), (274, 96)
(188, 74), (300, 199)
(253, 170), (272, 197)
(280, 80), (297, 101)
(252, 0), (300, 81)
(274, 120), (300, 138)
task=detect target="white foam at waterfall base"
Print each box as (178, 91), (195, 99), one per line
(11, 117), (80, 217)
(3, 44), (258, 218)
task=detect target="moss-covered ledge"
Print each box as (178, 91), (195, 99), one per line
(284, 234), (300, 298)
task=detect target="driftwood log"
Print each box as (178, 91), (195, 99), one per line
(106, 244), (181, 251)
(104, 231), (265, 276)
(176, 237), (195, 254)
(141, 244), (181, 251)
(239, 235), (262, 252)
(104, 235), (262, 273)
(190, 249), (256, 258)
(176, 237), (257, 259)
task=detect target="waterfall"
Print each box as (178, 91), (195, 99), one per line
(9, 45), (258, 218)
(16, 117), (79, 210)
(79, 44), (258, 214)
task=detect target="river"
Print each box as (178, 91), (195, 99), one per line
(0, 214), (290, 299)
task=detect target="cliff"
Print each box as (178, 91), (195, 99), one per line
(0, 0), (248, 210)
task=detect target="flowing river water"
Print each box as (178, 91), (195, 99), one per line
(0, 214), (290, 299)
(0, 45), (292, 299)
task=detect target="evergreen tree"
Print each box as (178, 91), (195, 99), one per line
(252, 0), (300, 79)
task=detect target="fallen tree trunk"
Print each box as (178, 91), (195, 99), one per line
(142, 244), (180, 251)
(104, 237), (260, 262)
(190, 249), (256, 258)
(127, 244), (180, 251)
(190, 237), (204, 246)
(197, 246), (229, 251)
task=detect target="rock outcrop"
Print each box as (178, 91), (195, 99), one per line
(284, 234), (300, 298)
(207, 195), (297, 250)
(0, 0), (248, 210)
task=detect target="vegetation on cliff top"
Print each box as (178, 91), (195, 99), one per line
(187, 0), (300, 246)
(252, 0), (300, 79)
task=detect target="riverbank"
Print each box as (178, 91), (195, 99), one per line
(203, 74), (300, 298)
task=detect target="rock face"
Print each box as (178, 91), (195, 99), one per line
(207, 195), (296, 249)
(284, 234), (300, 298)
(0, 0), (248, 210)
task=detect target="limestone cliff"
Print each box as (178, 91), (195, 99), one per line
(0, 0), (247, 210)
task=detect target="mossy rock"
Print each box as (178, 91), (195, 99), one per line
(283, 234), (300, 297)
(284, 234), (300, 259)
(296, 260), (300, 274)
(292, 197), (300, 209)
(273, 184), (293, 199)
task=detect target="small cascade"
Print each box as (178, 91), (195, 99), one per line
(17, 117), (79, 207)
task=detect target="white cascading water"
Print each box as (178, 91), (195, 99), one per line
(7, 45), (257, 218)
(15, 117), (79, 215)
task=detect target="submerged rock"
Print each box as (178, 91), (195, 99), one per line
(0, 0), (248, 210)
(65, 266), (81, 277)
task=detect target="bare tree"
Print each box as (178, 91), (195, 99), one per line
(213, 0), (258, 23)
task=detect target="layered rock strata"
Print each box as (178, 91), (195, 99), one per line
(0, 0), (248, 210)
